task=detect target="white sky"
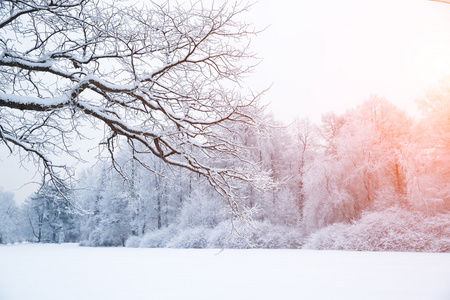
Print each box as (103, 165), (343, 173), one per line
(2, 0), (450, 204)
(247, 0), (450, 122)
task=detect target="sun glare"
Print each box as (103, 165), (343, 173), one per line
(410, 39), (450, 84)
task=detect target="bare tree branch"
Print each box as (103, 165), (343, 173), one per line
(0, 0), (270, 216)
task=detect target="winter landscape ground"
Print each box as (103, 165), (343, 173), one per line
(0, 243), (449, 300)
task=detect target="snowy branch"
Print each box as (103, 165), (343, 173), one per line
(0, 0), (269, 214)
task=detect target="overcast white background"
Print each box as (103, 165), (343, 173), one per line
(2, 0), (450, 204)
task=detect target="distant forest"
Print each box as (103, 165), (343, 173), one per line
(1, 82), (449, 251)
(1, 0), (449, 252)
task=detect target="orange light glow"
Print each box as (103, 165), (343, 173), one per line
(409, 39), (450, 85)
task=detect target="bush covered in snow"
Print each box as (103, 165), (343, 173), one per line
(166, 227), (210, 248)
(125, 220), (305, 249)
(303, 207), (450, 252)
(245, 222), (305, 249)
(137, 226), (179, 248)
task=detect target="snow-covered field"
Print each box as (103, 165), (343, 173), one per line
(0, 243), (449, 300)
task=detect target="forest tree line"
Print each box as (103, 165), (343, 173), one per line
(1, 78), (449, 251)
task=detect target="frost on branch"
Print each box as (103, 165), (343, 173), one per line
(0, 0), (270, 215)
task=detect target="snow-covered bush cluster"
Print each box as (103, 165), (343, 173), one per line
(126, 221), (305, 249)
(304, 207), (450, 252)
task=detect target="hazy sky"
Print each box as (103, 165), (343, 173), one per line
(248, 0), (450, 122)
(2, 0), (450, 203)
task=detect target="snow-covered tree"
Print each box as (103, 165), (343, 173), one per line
(77, 162), (134, 246)
(22, 183), (80, 243)
(302, 154), (355, 231)
(404, 77), (450, 212)
(320, 112), (346, 155)
(291, 117), (319, 217)
(0, 188), (21, 244)
(303, 97), (412, 230)
(0, 0), (269, 216)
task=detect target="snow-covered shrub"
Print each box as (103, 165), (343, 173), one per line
(302, 223), (349, 250)
(80, 218), (131, 247)
(303, 207), (450, 252)
(79, 229), (104, 247)
(138, 226), (178, 248)
(205, 221), (305, 249)
(249, 221), (305, 249)
(79, 230), (100, 247)
(206, 221), (251, 248)
(166, 227), (209, 248)
(125, 235), (141, 248)
(128, 220), (306, 249)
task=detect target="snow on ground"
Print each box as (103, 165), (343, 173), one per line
(0, 243), (449, 300)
